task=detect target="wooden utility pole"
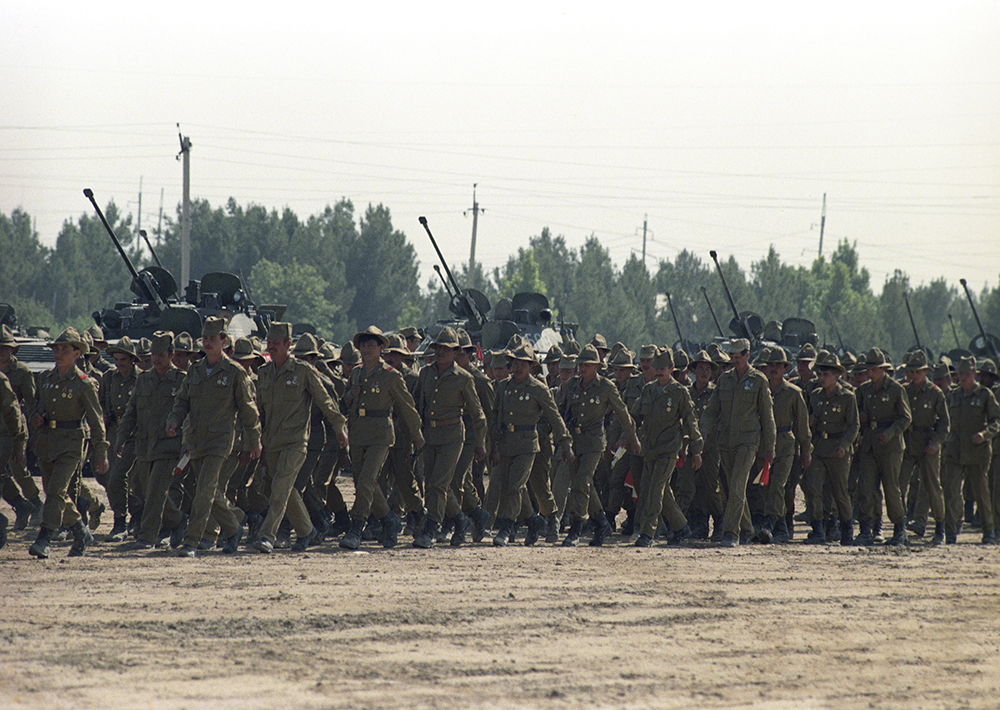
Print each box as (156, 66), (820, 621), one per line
(818, 193), (826, 257)
(635, 215), (652, 267)
(464, 184), (484, 289)
(157, 187), (164, 239)
(177, 125), (192, 287)
(137, 176), (143, 236)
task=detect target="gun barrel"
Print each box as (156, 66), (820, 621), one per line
(701, 286), (724, 337)
(84, 188), (141, 282)
(665, 292), (685, 346)
(903, 292), (922, 350)
(826, 305), (846, 352)
(960, 278), (1000, 361)
(139, 229), (164, 269)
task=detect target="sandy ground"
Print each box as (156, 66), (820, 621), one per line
(2, 480), (999, 710)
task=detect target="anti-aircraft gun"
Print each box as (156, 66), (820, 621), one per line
(85, 188), (282, 340)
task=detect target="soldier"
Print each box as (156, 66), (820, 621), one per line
(251, 323), (348, 553)
(86, 324), (113, 375)
(0, 325), (42, 529)
(28, 328), (109, 558)
(101, 336), (140, 542)
(786, 342), (819, 538)
(411, 326), (486, 549)
(942, 356), (999, 544)
(802, 351), (859, 545)
(165, 317), (261, 558)
(171, 332), (197, 372)
(560, 344), (640, 546)
(117, 331), (187, 549)
(856, 347), (912, 546)
(630, 347), (702, 547)
(700, 338), (776, 547)
(542, 345), (564, 388)
(341, 326), (424, 550)
(606, 346), (646, 535)
(136, 338), (153, 371)
(490, 341), (574, 545)
(400, 326), (421, 353)
(0, 370), (27, 549)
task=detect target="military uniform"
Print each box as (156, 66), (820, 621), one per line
(761, 376), (811, 527)
(100, 340), (139, 536)
(0, 370), (25, 546)
(673, 364), (723, 538)
(901, 367), (949, 540)
(1, 345), (40, 519)
(606, 357), (645, 530)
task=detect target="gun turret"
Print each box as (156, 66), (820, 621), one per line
(709, 250), (754, 345)
(419, 216), (487, 329)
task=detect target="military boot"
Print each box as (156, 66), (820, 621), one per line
(68, 520), (94, 557)
(840, 519), (854, 546)
(982, 529), (996, 545)
(29, 526), (52, 559)
(492, 518), (512, 547)
(689, 512), (710, 540)
(339, 518), (365, 550)
(603, 510), (617, 533)
(771, 516), (790, 544)
(329, 508), (351, 538)
(412, 518), (439, 549)
(106, 515), (128, 543)
(76, 496), (91, 530)
(855, 520), (875, 546)
(362, 515), (383, 542)
(469, 506), (490, 543)
(887, 522), (908, 547)
(710, 515), (724, 542)
(449, 513), (471, 547)
(668, 524), (692, 547)
(435, 516), (453, 543)
(523, 513), (546, 546)
(621, 509), (636, 537)
(28, 497), (44, 526)
(291, 525), (319, 552)
(0, 512), (7, 550)
(562, 519), (582, 547)
(88, 501), (106, 532)
(930, 521), (945, 545)
(754, 516), (773, 545)
(826, 518), (841, 543)
(872, 518), (884, 544)
(545, 514), (559, 543)
(403, 510), (420, 538)
(381, 511), (403, 548)
(589, 511), (612, 547)
(11, 497), (32, 532)
(170, 516), (189, 549)
(906, 519), (925, 538)
(804, 520), (826, 545)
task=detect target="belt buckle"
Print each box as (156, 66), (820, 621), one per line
(48, 420), (57, 429)
(574, 426), (581, 434)
(430, 420), (437, 428)
(359, 408), (366, 417)
(820, 432), (827, 439)
(507, 423), (515, 432)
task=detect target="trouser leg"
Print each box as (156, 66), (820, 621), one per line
(565, 451), (603, 522)
(720, 445), (755, 536)
(422, 441), (463, 524)
(764, 452), (795, 520)
(40, 449), (84, 531)
(496, 453), (536, 522)
(261, 448), (312, 541)
(138, 459), (179, 543)
(350, 444), (391, 522)
(527, 447), (556, 517)
(183, 455), (241, 547)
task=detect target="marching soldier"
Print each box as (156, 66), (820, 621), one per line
(0, 325), (42, 530)
(0, 370), (26, 549)
(101, 336), (140, 541)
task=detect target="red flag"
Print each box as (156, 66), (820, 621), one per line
(476, 342), (483, 365)
(759, 460), (770, 486)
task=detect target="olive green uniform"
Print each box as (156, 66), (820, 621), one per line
(803, 382), (859, 523)
(762, 380), (811, 520)
(453, 366), (493, 514)
(857, 376), (911, 524)
(943, 384), (999, 535)
(673, 381), (722, 532)
(901, 379), (948, 526)
(101, 367), (137, 518)
(379, 365), (424, 517)
(2, 357), (39, 502)
(0, 374), (27, 506)
(608, 373), (645, 522)
(167, 354), (261, 549)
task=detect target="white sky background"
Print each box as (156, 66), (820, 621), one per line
(2, 2), (998, 295)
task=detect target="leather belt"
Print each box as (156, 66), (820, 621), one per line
(506, 423), (536, 433)
(48, 419), (82, 430)
(574, 421), (604, 435)
(357, 409), (389, 418)
(871, 419), (894, 430)
(430, 416), (461, 428)
(817, 430), (846, 440)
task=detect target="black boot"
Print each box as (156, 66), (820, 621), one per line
(689, 512), (710, 540)
(435, 516), (453, 543)
(329, 508), (351, 538)
(754, 516), (773, 544)
(339, 517), (365, 550)
(826, 518), (841, 543)
(589, 511), (612, 547)
(604, 509), (617, 534)
(492, 518), (512, 547)
(621, 509), (636, 537)
(469, 507), (490, 543)
(106, 514), (128, 543)
(804, 520), (826, 545)
(906, 519), (925, 538)
(403, 509), (421, 538)
(449, 512), (471, 547)
(887, 521), (908, 547)
(0, 512), (6, 550)
(872, 518), (884, 544)
(508, 519), (520, 544)
(545, 514), (559, 543)
(29, 526), (52, 559)
(562, 519), (582, 547)
(771, 516), (790, 544)
(840, 519), (854, 546)
(68, 520), (94, 557)
(11, 497), (31, 532)
(362, 515), (383, 542)
(523, 513), (546, 546)
(413, 517), (439, 549)
(76, 496), (91, 530)
(668, 524), (692, 546)
(930, 521), (945, 545)
(381, 511), (403, 548)
(855, 520), (874, 546)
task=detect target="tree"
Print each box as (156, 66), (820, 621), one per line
(0, 208), (54, 328)
(250, 259), (341, 335)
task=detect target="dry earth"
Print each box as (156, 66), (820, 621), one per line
(2, 482), (999, 710)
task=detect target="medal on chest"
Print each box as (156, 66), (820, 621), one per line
(216, 374), (230, 386)
(286, 374), (298, 386)
(744, 380), (752, 391)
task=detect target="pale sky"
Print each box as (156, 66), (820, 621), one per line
(2, 2), (998, 296)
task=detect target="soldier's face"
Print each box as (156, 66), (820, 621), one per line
(202, 334), (224, 359)
(52, 343), (78, 369)
(151, 351), (172, 374)
(511, 359), (531, 382)
(434, 344), (456, 369)
(0, 344), (12, 367)
(405, 335), (420, 352)
(796, 361), (813, 380)
(655, 367), (672, 385)
(959, 370), (976, 391)
(172, 352), (191, 370)
(817, 369), (839, 392)
(867, 366), (886, 385)
(113, 353), (134, 377)
(693, 362), (713, 386)
(613, 367), (631, 384)
(267, 337), (291, 362)
(578, 362), (599, 381)
(359, 339), (383, 367)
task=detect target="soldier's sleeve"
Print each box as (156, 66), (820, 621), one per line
(490, 379), (506, 446)
(116, 380), (139, 450)
(305, 364), (347, 436)
(791, 389), (812, 457)
(234, 368), (261, 451)
(700, 386), (720, 439)
(477, 376), (495, 429)
(462, 374), (487, 448)
(81, 377), (108, 461)
(18, 368), (37, 417)
(341, 368), (358, 411)
(983, 389), (1000, 441)
(101, 370), (114, 427)
(757, 376), (776, 454)
(536, 380), (572, 448)
(680, 388), (704, 457)
(167, 371), (191, 430)
(606, 380), (636, 441)
(0, 375), (25, 443)
(389, 370), (423, 441)
(890, 383), (912, 439)
(840, 391), (860, 451)
(930, 387), (950, 449)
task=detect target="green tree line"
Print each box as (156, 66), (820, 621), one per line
(2, 201), (999, 362)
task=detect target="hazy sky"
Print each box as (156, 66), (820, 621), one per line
(2, 2), (998, 297)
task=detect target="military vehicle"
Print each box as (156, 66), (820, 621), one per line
(84, 188), (285, 341)
(0, 303), (53, 372)
(416, 216), (576, 354)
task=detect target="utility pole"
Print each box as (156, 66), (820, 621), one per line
(156, 187), (164, 240)
(177, 124), (192, 287)
(137, 176), (143, 236)
(635, 214), (653, 267)
(464, 184), (484, 289)
(818, 193), (826, 257)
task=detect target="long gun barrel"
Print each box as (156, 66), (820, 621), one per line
(948, 313), (961, 349)
(826, 305), (846, 353)
(419, 216), (483, 328)
(433, 265), (454, 300)
(960, 278), (1000, 362)
(665, 292), (686, 347)
(903, 291), (922, 351)
(709, 250), (750, 343)
(701, 286), (724, 337)
(84, 188), (165, 314)
(138, 229), (163, 269)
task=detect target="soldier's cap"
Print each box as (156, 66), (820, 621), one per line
(505, 333), (529, 352)
(576, 344), (601, 365)
(978, 359), (998, 377)
(840, 351), (857, 368)
(851, 362), (868, 376)
(106, 336), (139, 361)
(86, 324), (107, 345)
(353, 325), (389, 348)
(796, 343), (818, 362)
(542, 343), (564, 364)
(932, 362), (952, 381)
(202, 316), (229, 340)
(399, 326), (419, 339)
(293, 333), (321, 357)
(173, 331), (197, 353)
(232, 337), (262, 361)
(814, 349), (845, 374)
(80, 330), (97, 355)
(266, 321), (293, 341)
(637, 344), (658, 360)
(864, 347), (890, 368)
(559, 354), (578, 371)
(651, 347), (673, 371)
(150, 331), (175, 355)
(589, 334), (609, 352)
(608, 341), (627, 360)
(432, 326), (461, 349)
(765, 346), (791, 367)
(706, 342), (730, 365)
(955, 356), (977, 374)
(319, 342), (339, 361)
(509, 342), (537, 363)
(490, 349), (509, 368)
(673, 349), (689, 372)
(903, 349), (930, 372)
(47, 327), (87, 352)
(457, 328), (474, 350)
(384, 333), (409, 356)
(609, 348), (634, 368)
(753, 346), (772, 367)
(937, 355), (953, 369)
(136, 337), (152, 357)
(688, 349), (718, 370)
(725, 338), (750, 354)
(562, 339), (582, 356)
(0, 324), (21, 353)
(339, 340), (363, 366)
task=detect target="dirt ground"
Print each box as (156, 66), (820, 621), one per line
(2, 481), (999, 710)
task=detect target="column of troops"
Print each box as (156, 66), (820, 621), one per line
(2, 318), (999, 558)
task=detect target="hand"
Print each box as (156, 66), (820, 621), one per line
(801, 453), (811, 470)
(474, 445), (486, 462)
(628, 435), (641, 455)
(94, 457), (109, 476)
(834, 446), (845, 459)
(31, 413), (43, 429)
(877, 432), (890, 445)
(489, 449), (500, 468)
(250, 446), (262, 460)
(808, 415), (817, 429)
(972, 432), (986, 445)
(691, 453), (702, 471)
(166, 422), (178, 437)
(115, 443), (124, 458)
(336, 431), (349, 449)
(412, 435), (424, 451)
(925, 444), (938, 456)
(563, 447), (575, 465)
